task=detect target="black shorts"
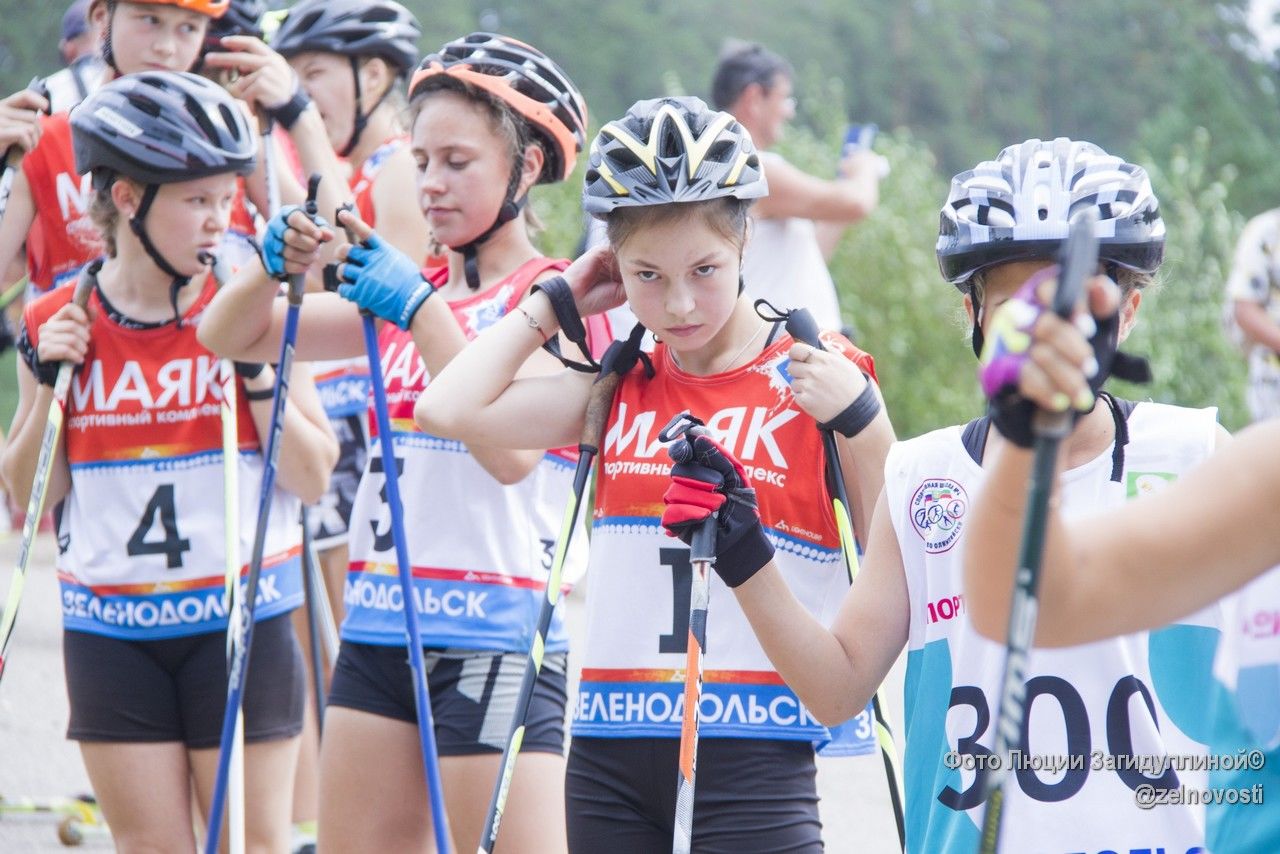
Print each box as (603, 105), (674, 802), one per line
(307, 413), (369, 551)
(64, 614), (305, 749)
(327, 641), (567, 756)
(565, 736), (822, 853)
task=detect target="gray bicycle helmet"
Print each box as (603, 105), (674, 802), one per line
(71, 72), (255, 305)
(271, 0), (421, 74)
(72, 70), (256, 185)
(936, 137), (1164, 291)
(583, 95), (767, 215)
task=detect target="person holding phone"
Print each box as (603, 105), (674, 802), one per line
(711, 40), (886, 332)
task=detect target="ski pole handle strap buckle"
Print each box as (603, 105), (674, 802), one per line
(531, 276), (600, 373)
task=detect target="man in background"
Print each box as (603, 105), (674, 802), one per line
(1225, 208), (1280, 422)
(712, 41), (885, 332)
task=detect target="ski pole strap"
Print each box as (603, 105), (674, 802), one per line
(817, 377), (881, 438)
(598, 322), (654, 381)
(531, 276), (600, 373)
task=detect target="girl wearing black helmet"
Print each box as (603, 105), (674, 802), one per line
(205, 0), (432, 265)
(503, 136), (1224, 853)
(1, 71), (336, 852)
(199, 33), (604, 852)
(417, 95), (894, 852)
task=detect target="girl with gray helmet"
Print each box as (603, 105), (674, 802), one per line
(199, 33), (603, 852)
(416, 94), (895, 852)
(0, 71), (336, 852)
(561, 136), (1225, 853)
(965, 252), (1280, 854)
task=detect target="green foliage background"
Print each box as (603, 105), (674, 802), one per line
(0, 0), (1269, 436)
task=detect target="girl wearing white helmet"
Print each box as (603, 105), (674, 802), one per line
(417, 94), (894, 851)
(964, 259), (1280, 853)
(1, 71), (335, 852)
(199, 32), (605, 852)
(630, 138), (1232, 853)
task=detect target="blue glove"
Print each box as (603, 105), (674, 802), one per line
(337, 232), (436, 329)
(260, 204), (327, 280)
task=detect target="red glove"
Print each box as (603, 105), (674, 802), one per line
(661, 433), (774, 588)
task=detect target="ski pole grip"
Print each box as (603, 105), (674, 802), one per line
(321, 202), (360, 295)
(70, 261), (96, 311)
(1033, 209), (1100, 437)
(303, 173), (320, 218)
(581, 370), (621, 449)
(286, 174), (322, 303)
(784, 307), (826, 352)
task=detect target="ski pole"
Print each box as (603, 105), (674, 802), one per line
(333, 205), (452, 853)
(305, 527), (340, 664)
(260, 113), (281, 220)
(0, 276), (28, 312)
(772, 303), (906, 851)
(205, 174), (323, 854)
(977, 209), (1100, 854)
(0, 263), (95, 689)
(299, 509), (327, 733)
(477, 324), (647, 854)
(658, 411), (719, 854)
(209, 252), (247, 854)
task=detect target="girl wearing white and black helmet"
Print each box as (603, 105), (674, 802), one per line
(964, 220), (1280, 854)
(417, 95), (894, 851)
(199, 32), (606, 852)
(1, 71), (336, 852)
(489, 136), (1227, 852)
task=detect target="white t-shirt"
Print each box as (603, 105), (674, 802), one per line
(889, 401), (1225, 853)
(1225, 207), (1280, 420)
(742, 152), (843, 331)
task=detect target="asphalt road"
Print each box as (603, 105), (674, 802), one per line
(0, 528), (905, 852)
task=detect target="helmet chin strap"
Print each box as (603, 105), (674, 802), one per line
(127, 184), (195, 325)
(101, 1), (120, 73)
(451, 161), (527, 290)
(340, 57), (394, 158)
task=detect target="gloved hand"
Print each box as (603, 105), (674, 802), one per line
(261, 204), (329, 280)
(661, 433), (774, 588)
(335, 232), (435, 330)
(978, 265), (1143, 447)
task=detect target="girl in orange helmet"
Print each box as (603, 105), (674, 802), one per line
(199, 33), (606, 852)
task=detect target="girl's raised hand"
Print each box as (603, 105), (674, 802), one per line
(980, 272), (1119, 420)
(0, 88), (48, 153)
(333, 207), (435, 329)
(787, 340), (870, 424)
(261, 204), (333, 280)
(203, 35), (298, 117)
(563, 243), (626, 318)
